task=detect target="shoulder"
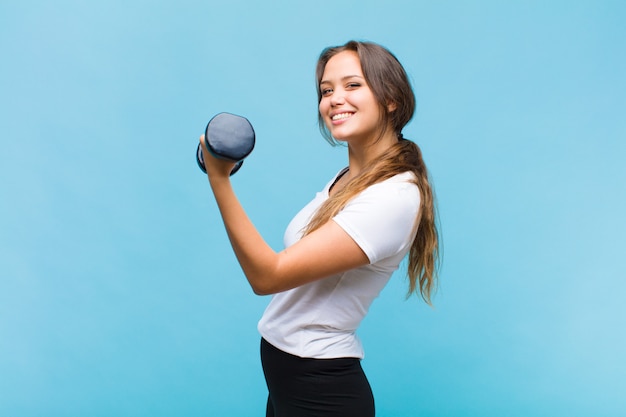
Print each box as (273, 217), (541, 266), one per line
(337, 171), (420, 232)
(333, 172), (420, 262)
(354, 172), (420, 208)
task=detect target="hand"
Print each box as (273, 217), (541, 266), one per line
(199, 134), (238, 181)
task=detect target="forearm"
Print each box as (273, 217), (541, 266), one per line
(208, 177), (278, 294)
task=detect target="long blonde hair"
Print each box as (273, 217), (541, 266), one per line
(306, 41), (440, 304)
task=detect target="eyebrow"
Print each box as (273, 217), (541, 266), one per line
(319, 75), (365, 85)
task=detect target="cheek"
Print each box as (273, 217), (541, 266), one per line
(318, 99), (328, 115)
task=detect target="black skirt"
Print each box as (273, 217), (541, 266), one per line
(260, 338), (375, 417)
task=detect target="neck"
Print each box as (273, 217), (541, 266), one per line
(346, 130), (398, 177)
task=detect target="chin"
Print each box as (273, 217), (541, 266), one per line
(329, 129), (352, 142)
(332, 135), (349, 142)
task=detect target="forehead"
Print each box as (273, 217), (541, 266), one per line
(321, 51), (363, 82)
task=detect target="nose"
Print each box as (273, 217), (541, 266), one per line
(330, 90), (345, 107)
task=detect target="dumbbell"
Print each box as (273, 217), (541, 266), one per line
(196, 112), (255, 176)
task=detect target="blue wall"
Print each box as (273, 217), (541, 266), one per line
(1, 1), (624, 415)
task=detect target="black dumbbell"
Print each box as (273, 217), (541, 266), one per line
(196, 112), (255, 176)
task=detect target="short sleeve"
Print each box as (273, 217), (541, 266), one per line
(332, 173), (421, 263)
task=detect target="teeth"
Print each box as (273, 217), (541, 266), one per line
(332, 112), (352, 121)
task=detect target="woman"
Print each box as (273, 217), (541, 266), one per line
(199, 40), (439, 416)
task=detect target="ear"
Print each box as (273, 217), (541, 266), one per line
(387, 101), (397, 112)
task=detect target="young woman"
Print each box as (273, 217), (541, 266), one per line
(199, 40), (439, 417)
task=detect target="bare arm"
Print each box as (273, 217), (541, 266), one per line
(200, 136), (369, 295)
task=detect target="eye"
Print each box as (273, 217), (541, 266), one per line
(320, 87), (333, 96)
(346, 82), (361, 89)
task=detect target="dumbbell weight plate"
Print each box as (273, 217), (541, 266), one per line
(196, 112), (255, 176)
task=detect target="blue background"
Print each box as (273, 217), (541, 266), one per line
(1, 1), (625, 416)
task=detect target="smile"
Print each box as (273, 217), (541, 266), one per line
(331, 112), (353, 121)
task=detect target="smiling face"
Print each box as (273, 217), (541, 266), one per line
(318, 51), (386, 145)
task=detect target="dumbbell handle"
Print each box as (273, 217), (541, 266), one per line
(196, 144), (244, 176)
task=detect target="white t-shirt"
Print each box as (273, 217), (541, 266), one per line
(257, 170), (421, 359)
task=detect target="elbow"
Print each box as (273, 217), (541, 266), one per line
(249, 277), (275, 296)
(246, 257), (285, 295)
(251, 283), (274, 296)
(252, 286), (271, 296)
(250, 279), (267, 295)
